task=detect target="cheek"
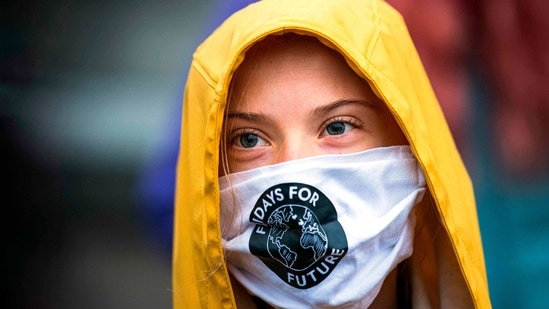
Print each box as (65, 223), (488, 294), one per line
(226, 153), (273, 174)
(376, 113), (408, 147)
(320, 130), (378, 153)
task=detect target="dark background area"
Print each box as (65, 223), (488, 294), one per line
(2, 0), (548, 308)
(2, 0), (219, 307)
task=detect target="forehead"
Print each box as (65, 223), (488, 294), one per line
(228, 34), (379, 108)
(233, 34), (352, 81)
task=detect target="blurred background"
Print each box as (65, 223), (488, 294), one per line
(2, 0), (548, 308)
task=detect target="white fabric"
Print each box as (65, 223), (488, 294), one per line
(219, 146), (426, 308)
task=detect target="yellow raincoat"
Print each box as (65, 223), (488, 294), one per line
(173, 0), (491, 307)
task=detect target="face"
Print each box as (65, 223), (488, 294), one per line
(222, 35), (407, 174)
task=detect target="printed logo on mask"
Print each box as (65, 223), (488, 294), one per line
(249, 183), (348, 289)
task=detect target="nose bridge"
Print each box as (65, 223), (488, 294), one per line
(274, 135), (316, 164)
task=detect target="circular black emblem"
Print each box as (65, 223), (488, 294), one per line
(248, 183), (348, 289)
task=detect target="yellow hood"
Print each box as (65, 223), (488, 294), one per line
(173, 0), (490, 307)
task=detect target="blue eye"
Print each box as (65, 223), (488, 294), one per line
(230, 129), (268, 149)
(239, 133), (260, 148)
(326, 122), (350, 135)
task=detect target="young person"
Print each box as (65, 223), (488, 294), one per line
(173, 0), (491, 307)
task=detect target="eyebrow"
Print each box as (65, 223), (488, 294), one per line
(225, 98), (380, 122)
(225, 110), (270, 123)
(312, 99), (379, 117)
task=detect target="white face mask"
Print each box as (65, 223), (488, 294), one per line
(219, 146), (426, 308)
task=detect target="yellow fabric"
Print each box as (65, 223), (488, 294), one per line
(173, 0), (491, 307)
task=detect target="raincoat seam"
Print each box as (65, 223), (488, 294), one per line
(192, 60), (217, 90)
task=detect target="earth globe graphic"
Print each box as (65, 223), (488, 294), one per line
(266, 204), (328, 271)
